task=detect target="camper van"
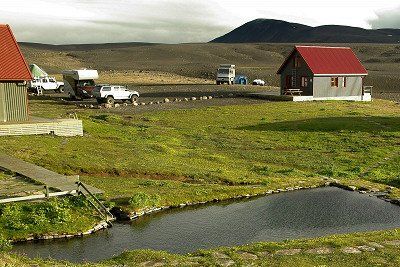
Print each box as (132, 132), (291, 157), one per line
(62, 69), (99, 99)
(216, 64), (235, 85)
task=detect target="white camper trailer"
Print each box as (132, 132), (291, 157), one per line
(216, 64), (235, 85)
(62, 69), (99, 99)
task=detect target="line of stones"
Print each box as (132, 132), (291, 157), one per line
(75, 93), (236, 109)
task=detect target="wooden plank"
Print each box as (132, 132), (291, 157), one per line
(0, 154), (103, 194)
(0, 190), (77, 204)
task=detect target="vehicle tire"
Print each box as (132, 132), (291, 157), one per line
(130, 95), (138, 103)
(57, 86), (65, 93)
(106, 96), (115, 105)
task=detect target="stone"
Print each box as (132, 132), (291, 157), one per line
(357, 245), (375, 252)
(174, 98), (179, 102)
(257, 251), (270, 257)
(104, 103), (113, 109)
(342, 247), (362, 254)
(305, 247), (333, 254)
(383, 240), (400, 246)
(368, 242), (385, 249)
(202, 96), (208, 100)
(114, 103), (120, 108)
(275, 249), (301, 255)
(184, 98), (189, 101)
(216, 259), (235, 267)
(191, 97), (197, 101)
(89, 104), (94, 108)
(123, 103), (128, 107)
(236, 251), (258, 260)
(164, 98), (170, 103)
(139, 261), (165, 267)
(213, 252), (230, 259)
(228, 93), (234, 97)
(208, 96), (213, 99)
(133, 102), (139, 106)
(348, 186), (357, 191)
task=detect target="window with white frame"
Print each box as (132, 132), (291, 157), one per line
(301, 77), (309, 87)
(331, 77), (339, 87)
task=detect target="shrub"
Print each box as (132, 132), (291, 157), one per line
(129, 192), (161, 210)
(0, 234), (11, 251)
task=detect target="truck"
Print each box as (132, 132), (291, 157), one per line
(29, 76), (65, 94)
(62, 69), (99, 99)
(216, 64), (235, 85)
(92, 85), (140, 105)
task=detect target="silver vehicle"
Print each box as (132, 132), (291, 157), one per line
(92, 85), (140, 105)
(216, 64), (235, 85)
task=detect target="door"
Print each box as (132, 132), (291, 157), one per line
(285, 75), (292, 89)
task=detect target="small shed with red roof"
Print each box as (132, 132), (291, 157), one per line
(277, 46), (371, 101)
(0, 24), (32, 122)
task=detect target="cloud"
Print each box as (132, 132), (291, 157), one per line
(368, 6), (400, 29)
(0, 0), (232, 44)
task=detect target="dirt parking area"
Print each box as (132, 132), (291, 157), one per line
(33, 84), (279, 113)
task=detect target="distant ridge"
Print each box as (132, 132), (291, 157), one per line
(211, 19), (400, 44)
(19, 42), (157, 51)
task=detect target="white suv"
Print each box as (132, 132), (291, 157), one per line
(29, 77), (65, 94)
(92, 85), (140, 105)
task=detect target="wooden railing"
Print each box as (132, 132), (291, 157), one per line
(0, 187), (76, 204)
(76, 181), (114, 224)
(0, 182), (114, 225)
(363, 86), (373, 94)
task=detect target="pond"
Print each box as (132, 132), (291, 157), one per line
(12, 187), (400, 263)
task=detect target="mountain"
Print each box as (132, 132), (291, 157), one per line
(211, 19), (400, 44)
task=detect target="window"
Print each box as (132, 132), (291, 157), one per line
(342, 77), (347, 87)
(331, 77), (339, 87)
(301, 77), (309, 87)
(102, 86), (111, 91)
(294, 56), (301, 68)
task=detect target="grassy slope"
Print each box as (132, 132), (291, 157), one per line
(1, 99), (400, 265)
(0, 197), (100, 241)
(1, 99), (399, 207)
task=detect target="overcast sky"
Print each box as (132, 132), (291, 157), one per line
(1, 0), (399, 44)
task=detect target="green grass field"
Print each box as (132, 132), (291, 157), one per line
(1, 99), (400, 265)
(1, 99), (400, 206)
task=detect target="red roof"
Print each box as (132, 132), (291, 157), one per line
(0, 25), (32, 81)
(277, 46), (368, 76)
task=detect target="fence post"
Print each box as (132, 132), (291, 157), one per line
(45, 185), (49, 199)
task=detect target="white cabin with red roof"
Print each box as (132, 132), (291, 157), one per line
(277, 46), (371, 102)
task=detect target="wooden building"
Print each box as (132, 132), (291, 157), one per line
(0, 24), (32, 122)
(277, 46), (371, 101)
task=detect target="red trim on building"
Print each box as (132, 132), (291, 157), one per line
(277, 46), (368, 76)
(0, 25), (32, 81)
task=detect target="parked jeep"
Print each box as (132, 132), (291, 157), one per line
(29, 77), (65, 94)
(92, 85), (139, 105)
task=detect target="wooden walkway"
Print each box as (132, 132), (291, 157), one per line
(0, 154), (102, 194)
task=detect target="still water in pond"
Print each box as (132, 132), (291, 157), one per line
(13, 187), (400, 262)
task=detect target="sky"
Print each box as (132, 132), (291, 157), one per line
(0, 0), (399, 44)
